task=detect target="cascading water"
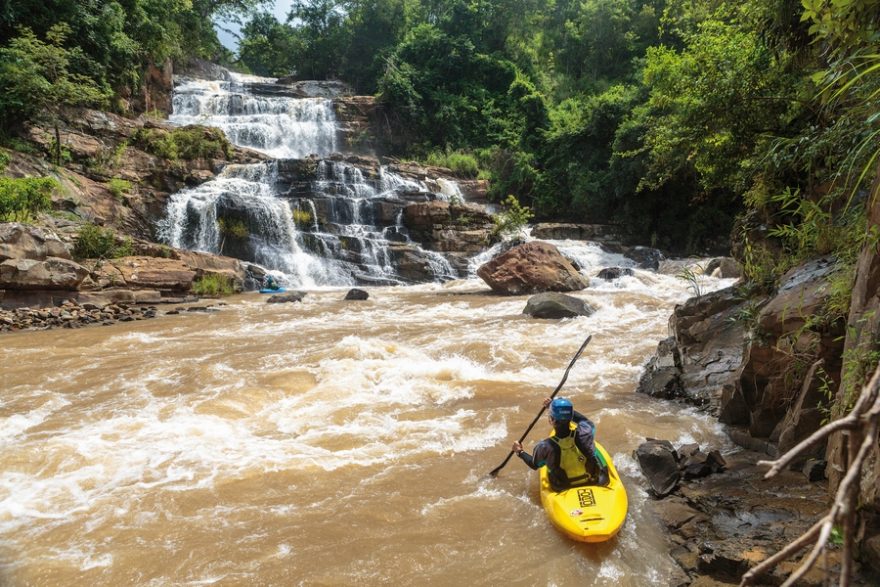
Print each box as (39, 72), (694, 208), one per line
(170, 74), (337, 159)
(155, 162), (333, 287)
(162, 74), (461, 286)
(286, 160), (455, 284)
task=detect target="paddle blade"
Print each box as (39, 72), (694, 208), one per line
(488, 452), (514, 477)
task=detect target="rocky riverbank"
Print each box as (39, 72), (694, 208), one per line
(0, 299), (159, 332)
(635, 250), (880, 584)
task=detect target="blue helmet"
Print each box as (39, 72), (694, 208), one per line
(550, 397), (573, 421)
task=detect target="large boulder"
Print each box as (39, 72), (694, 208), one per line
(635, 440), (681, 497)
(596, 267), (634, 280)
(0, 257), (89, 290)
(638, 286), (747, 412)
(523, 292), (595, 319)
(705, 257), (742, 279)
(344, 288), (369, 300)
(476, 241), (589, 295)
(174, 250), (245, 291)
(0, 223), (71, 262)
(106, 256), (196, 291)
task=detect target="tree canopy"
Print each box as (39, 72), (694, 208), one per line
(0, 0), (878, 257)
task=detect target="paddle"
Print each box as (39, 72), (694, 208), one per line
(488, 334), (592, 478)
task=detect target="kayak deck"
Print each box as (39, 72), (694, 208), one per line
(538, 441), (628, 543)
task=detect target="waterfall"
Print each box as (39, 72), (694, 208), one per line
(290, 160), (428, 285)
(170, 75), (337, 159)
(161, 74), (466, 287)
(156, 162), (334, 287)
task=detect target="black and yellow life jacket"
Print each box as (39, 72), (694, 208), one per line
(548, 421), (598, 489)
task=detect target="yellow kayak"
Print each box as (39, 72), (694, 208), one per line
(539, 441), (628, 542)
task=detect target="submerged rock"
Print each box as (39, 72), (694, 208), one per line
(266, 292), (305, 304)
(596, 267), (634, 281)
(344, 288), (369, 301)
(522, 292), (595, 319)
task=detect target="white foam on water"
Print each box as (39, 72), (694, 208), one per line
(596, 559), (624, 581)
(109, 331), (175, 346)
(0, 396), (70, 445)
(551, 239), (635, 271)
(80, 552), (113, 571)
(419, 484), (511, 516)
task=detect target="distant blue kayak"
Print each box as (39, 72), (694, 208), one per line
(259, 288), (286, 294)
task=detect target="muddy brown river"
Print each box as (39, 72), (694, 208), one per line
(0, 260), (735, 586)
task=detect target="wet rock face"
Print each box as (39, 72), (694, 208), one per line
(651, 450), (842, 586)
(637, 286), (747, 412)
(476, 241), (589, 295)
(403, 200), (494, 255)
(725, 259), (843, 450)
(530, 223), (620, 242)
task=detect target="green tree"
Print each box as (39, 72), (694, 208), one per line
(238, 12), (302, 77)
(0, 25), (109, 164)
(285, 0), (350, 79)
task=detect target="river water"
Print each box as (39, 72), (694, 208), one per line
(0, 253), (735, 586)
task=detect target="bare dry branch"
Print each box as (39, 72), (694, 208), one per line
(739, 362), (880, 586)
(740, 517), (825, 585)
(755, 418), (857, 477)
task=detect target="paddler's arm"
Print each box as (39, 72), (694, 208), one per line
(511, 440), (550, 471)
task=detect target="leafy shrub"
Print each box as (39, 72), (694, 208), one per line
(73, 224), (132, 259)
(218, 217), (249, 239)
(133, 126), (232, 161)
(0, 176), (57, 222)
(107, 178), (132, 201)
(291, 208), (313, 226)
(1, 138), (39, 155)
(491, 195), (533, 239)
(425, 150), (480, 178)
(191, 273), (235, 296)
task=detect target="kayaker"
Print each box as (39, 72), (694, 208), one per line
(264, 275), (280, 290)
(512, 397), (608, 491)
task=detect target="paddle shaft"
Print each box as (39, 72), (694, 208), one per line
(488, 334), (592, 477)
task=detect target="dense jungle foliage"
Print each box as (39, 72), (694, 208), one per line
(0, 0), (877, 263)
(233, 0), (879, 261)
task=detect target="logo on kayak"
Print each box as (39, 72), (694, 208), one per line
(577, 488), (596, 508)
(569, 508), (583, 517)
